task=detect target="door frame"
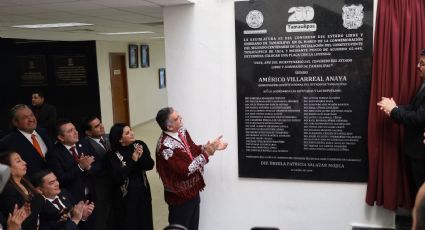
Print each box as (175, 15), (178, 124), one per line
(109, 52), (130, 125)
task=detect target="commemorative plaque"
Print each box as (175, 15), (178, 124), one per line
(235, 0), (373, 182)
(18, 55), (48, 87)
(54, 55), (88, 86)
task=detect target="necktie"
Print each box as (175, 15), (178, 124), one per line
(99, 137), (109, 151)
(52, 197), (65, 210)
(178, 132), (193, 160)
(31, 134), (44, 159)
(69, 146), (79, 162)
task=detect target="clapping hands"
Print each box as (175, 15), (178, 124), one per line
(131, 143), (144, 161)
(212, 135), (228, 151)
(82, 200), (95, 220)
(204, 135), (228, 156)
(377, 97), (397, 116)
(7, 203), (31, 230)
(78, 154), (95, 170)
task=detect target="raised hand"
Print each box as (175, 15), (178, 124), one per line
(78, 155), (95, 170)
(70, 201), (84, 225)
(211, 135), (228, 151)
(131, 143), (143, 161)
(204, 141), (216, 156)
(82, 200), (95, 220)
(377, 97), (397, 116)
(204, 136), (228, 156)
(7, 203), (31, 230)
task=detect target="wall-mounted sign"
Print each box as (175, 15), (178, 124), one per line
(235, 0), (373, 182)
(17, 55), (48, 87)
(54, 55), (88, 86)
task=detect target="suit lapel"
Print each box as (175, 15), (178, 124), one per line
(412, 86), (425, 107)
(36, 128), (53, 148)
(59, 193), (72, 209)
(57, 143), (75, 163)
(16, 130), (37, 152)
(103, 134), (111, 151)
(76, 143), (84, 156)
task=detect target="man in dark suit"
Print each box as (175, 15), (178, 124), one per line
(46, 119), (95, 203)
(82, 116), (115, 230)
(0, 104), (53, 177)
(377, 49), (425, 197)
(31, 91), (57, 139)
(33, 170), (94, 230)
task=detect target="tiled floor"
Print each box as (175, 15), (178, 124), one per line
(133, 120), (168, 230)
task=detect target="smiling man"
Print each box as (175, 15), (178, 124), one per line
(45, 119), (96, 230)
(0, 104), (53, 177)
(46, 119), (95, 204)
(33, 170), (94, 230)
(155, 107), (228, 230)
(82, 116), (115, 230)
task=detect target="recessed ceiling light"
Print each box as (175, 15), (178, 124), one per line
(98, 31), (155, 35)
(12, 23), (93, 29)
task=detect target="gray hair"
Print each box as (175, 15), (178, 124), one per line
(9, 104), (30, 122)
(156, 107), (174, 131)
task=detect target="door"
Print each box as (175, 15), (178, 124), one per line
(109, 53), (130, 124)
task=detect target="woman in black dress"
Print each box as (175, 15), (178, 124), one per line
(108, 123), (155, 230)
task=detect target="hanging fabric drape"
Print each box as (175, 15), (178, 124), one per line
(366, 0), (425, 210)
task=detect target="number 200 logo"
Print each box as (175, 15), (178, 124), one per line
(288, 6), (315, 22)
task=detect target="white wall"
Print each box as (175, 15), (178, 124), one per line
(95, 40), (168, 130)
(163, 1), (394, 229)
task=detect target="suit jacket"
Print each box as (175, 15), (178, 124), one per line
(46, 140), (95, 202)
(85, 135), (110, 164)
(84, 135), (113, 200)
(156, 128), (208, 205)
(391, 84), (425, 159)
(39, 191), (79, 230)
(0, 128), (53, 177)
(32, 103), (57, 137)
(84, 135), (116, 230)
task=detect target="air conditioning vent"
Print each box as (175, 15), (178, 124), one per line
(139, 22), (163, 27)
(63, 29), (94, 32)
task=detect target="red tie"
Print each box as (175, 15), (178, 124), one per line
(31, 134), (44, 159)
(178, 132), (193, 160)
(52, 197), (65, 210)
(69, 146), (79, 162)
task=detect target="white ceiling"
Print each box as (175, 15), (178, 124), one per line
(0, 0), (193, 42)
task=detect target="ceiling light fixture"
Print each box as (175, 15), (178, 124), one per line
(12, 23), (93, 29)
(98, 31), (155, 35)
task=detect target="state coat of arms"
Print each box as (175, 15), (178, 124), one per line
(342, 4), (364, 29)
(246, 10), (264, 29)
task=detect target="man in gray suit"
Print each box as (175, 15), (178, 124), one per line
(82, 116), (115, 230)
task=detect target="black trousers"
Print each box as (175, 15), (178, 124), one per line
(407, 157), (425, 199)
(168, 194), (200, 230)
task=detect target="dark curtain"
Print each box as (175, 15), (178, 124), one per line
(366, 0), (425, 210)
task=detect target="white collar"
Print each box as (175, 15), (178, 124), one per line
(63, 144), (77, 151)
(44, 195), (60, 203)
(18, 129), (37, 139)
(165, 131), (178, 139)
